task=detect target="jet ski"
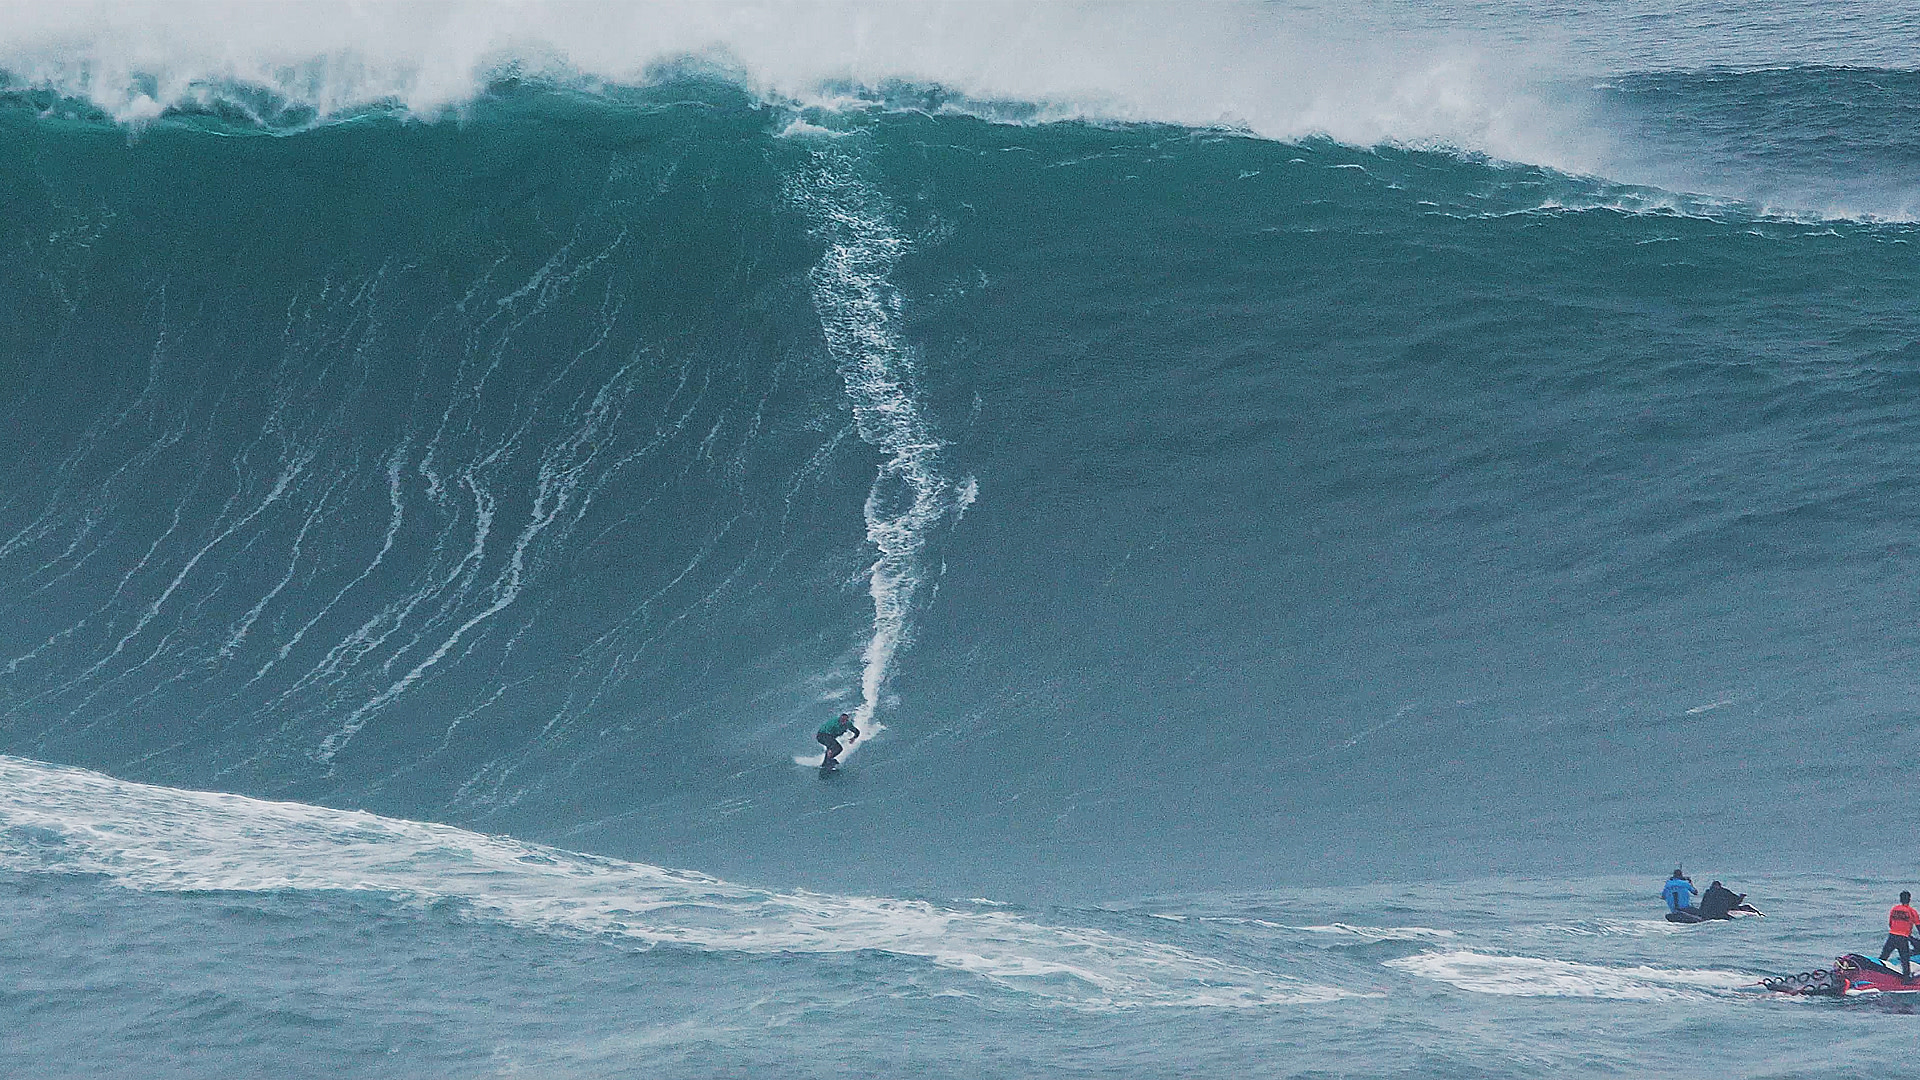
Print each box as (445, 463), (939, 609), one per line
(1665, 903), (1763, 924)
(1666, 881), (1761, 923)
(1766, 954), (1920, 996)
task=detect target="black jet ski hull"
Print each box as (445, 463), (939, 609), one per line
(1665, 906), (1763, 924)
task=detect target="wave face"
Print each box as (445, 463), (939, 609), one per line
(2, 46), (1919, 898)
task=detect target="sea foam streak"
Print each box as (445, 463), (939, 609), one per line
(0, 756), (1342, 1008)
(788, 140), (976, 763)
(1386, 950), (1758, 1000)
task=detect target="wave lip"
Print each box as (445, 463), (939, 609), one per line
(0, 755), (1345, 1009)
(0, 1), (1594, 170)
(10, 5), (1918, 222)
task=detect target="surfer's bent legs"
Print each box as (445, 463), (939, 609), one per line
(816, 731), (842, 763)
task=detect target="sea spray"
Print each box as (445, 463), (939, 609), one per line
(789, 141), (977, 744)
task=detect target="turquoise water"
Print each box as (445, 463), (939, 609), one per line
(0, 756), (1908, 1078)
(2, 2), (1918, 1074)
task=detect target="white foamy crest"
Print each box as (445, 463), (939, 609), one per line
(1289, 923), (1457, 942)
(789, 145), (976, 743)
(0, 756), (1342, 1009)
(9, 1), (1920, 212)
(1386, 950), (1758, 1000)
(0, 2), (1596, 170)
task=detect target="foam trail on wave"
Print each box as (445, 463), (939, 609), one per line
(1386, 950), (1757, 1000)
(0, 757), (1341, 1009)
(789, 143), (976, 757)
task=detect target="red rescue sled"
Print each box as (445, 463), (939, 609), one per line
(1766, 954), (1920, 996)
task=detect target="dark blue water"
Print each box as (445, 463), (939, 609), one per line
(2, 5), (1919, 1073)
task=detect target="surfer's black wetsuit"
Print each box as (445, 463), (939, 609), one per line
(816, 714), (859, 764)
(1698, 883), (1745, 921)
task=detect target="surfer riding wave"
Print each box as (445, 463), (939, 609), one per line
(816, 713), (859, 770)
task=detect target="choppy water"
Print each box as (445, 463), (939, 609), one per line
(4, 756), (1911, 1078)
(2, 1), (1918, 1074)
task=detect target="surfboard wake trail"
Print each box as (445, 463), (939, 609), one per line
(788, 141), (976, 760)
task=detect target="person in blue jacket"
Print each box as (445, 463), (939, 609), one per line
(1663, 870), (1699, 917)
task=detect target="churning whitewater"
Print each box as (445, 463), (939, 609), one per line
(0, 756), (1335, 1009)
(2, 1), (1919, 1076)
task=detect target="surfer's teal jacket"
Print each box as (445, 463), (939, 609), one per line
(817, 716), (858, 738)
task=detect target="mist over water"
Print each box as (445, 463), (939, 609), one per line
(2, 2), (1919, 1075)
(3, 1), (1916, 213)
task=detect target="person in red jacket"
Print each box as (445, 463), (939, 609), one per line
(1879, 891), (1919, 979)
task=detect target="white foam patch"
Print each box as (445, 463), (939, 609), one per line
(1386, 950), (1758, 1000)
(0, 756), (1347, 1009)
(1290, 923), (1456, 942)
(0, 3), (1577, 162)
(6, 3), (1918, 218)
(1521, 919), (1688, 938)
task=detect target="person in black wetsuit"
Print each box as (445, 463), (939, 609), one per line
(1697, 881), (1746, 921)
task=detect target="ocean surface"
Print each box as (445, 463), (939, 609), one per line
(2, 2), (1918, 1075)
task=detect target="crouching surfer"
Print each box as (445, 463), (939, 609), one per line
(1879, 891), (1919, 980)
(816, 713), (859, 770)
